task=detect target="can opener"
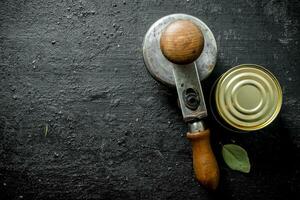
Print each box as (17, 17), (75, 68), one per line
(143, 14), (219, 190)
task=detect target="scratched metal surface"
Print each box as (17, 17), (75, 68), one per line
(0, 0), (299, 200)
(143, 13), (217, 87)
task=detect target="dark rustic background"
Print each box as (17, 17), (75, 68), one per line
(0, 0), (299, 199)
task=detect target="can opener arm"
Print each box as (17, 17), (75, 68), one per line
(173, 63), (219, 190)
(161, 20), (219, 190)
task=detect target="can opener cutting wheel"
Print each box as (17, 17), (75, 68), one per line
(143, 14), (219, 190)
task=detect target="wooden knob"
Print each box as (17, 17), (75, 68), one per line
(160, 20), (204, 65)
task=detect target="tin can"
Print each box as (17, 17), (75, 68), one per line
(210, 64), (282, 131)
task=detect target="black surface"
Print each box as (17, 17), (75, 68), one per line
(0, 0), (299, 199)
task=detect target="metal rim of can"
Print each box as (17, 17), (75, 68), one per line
(215, 64), (282, 131)
(209, 76), (247, 133)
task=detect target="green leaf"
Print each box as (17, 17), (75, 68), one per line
(222, 144), (250, 173)
(44, 124), (48, 137)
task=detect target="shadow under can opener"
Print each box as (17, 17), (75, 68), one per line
(143, 14), (219, 190)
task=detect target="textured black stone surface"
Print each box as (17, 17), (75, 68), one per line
(0, 0), (299, 199)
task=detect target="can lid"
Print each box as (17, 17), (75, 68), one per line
(215, 64), (282, 131)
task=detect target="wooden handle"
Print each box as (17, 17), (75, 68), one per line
(160, 20), (204, 65)
(187, 129), (219, 190)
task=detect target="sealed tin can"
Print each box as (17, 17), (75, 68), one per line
(210, 64), (282, 131)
